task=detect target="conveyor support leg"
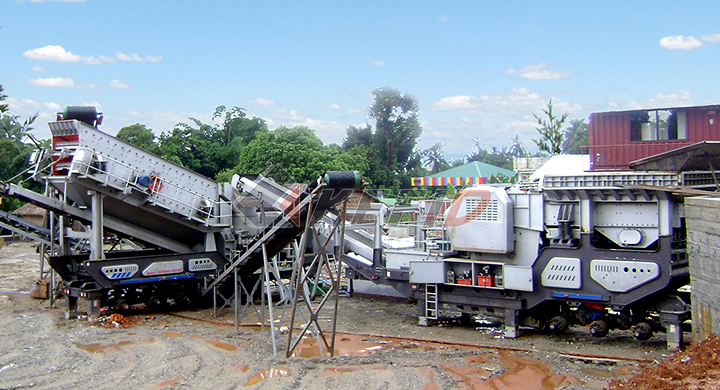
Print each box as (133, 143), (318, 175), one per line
(504, 308), (518, 339)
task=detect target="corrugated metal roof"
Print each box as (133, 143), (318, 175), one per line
(428, 161), (516, 179)
(629, 141), (720, 172)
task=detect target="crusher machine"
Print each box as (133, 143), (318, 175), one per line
(0, 106), (363, 319)
(341, 157), (711, 349)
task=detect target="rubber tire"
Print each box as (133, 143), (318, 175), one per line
(589, 320), (609, 338)
(633, 322), (653, 341)
(549, 316), (568, 334)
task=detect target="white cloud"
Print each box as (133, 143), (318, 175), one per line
(438, 15), (450, 22)
(18, 99), (40, 107)
(24, 46), (162, 65)
(701, 33), (720, 43)
(659, 35), (703, 50)
(43, 102), (61, 110)
(329, 104), (340, 110)
(99, 55), (116, 63)
(428, 95), (483, 111)
(370, 60), (386, 66)
(627, 91), (694, 110)
(423, 88), (585, 155)
(117, 52), (144, 62)
(82, 101), (102, 110)
(607, 96), (618, 108)
(346, 108), (362, 115)
(428, 88), (577, 115)
(252, 98), (275, 106)
(23, 45), (85, 63)
(5, 98), (30, 112)
(125, 110), (199, 127)
(28, 77), (74, 88)
(110, 80), (130, 89)
(506, 63), (570, 80)
(31, 66), (44, 72)
(248, 99), (346, 144)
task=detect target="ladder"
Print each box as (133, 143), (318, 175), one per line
(425, 283), (438, 320)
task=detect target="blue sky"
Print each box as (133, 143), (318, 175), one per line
(2, 1), (719, 160)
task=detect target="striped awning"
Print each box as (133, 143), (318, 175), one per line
(411, 176), (487, 187)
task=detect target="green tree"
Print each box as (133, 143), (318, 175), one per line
(507, 133), (528, 158)
(211, 105), (267, 148)
(232, 125), (366, 184)
(533, 100), (568, 155)
(0, 91), (45, 213)
(157, 125), (201, 170)
(0, 138), (32, 180)
(117, 123), (161, 154)
(421, 142), (449, 174)
(466, 138), (513, 170)
(0, 112), (38, 149)
(369, 87), (422, 186)
(156, 106), (268, 180)
(0, 84), (8, 113)
(561, 119), (588, 154)
(342, 124), (374, 151)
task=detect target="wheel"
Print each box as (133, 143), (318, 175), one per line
(113, 298), (129, 311)
(616, 312), (632, 330)
(633, 322), (653, 341)
(174, 292), (192, 308)
(146, 295), (163, 309)
(576, 309), (591, 326)
(589, 320), (609, 338)
(549, 316), (568, 334)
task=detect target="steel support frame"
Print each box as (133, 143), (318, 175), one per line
(286, 199), (348, 358)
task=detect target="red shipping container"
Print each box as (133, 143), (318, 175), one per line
(588, 105), (720, 171)
(456, 278), (472, 285)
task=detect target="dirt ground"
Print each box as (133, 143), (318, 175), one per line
(0, 241), (702, 389)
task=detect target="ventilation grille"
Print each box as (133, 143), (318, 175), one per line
(594, 264), (619, 273)
(545, 273), (577, 283)
(590, 259), (661, 293)
(101, 264), (138, 280)
(546, 263), (578, 283)
(189, 258), (217, 272)
(465, 198), (498, 222)
(541, 257), (581, 289)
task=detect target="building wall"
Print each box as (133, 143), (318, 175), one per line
(20, 215), (44, 227)
(686, 196), (720, 341)
(588, 106), (720, 171)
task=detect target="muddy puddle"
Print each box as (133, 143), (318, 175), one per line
(292, 334), (389, 357)
(73, 340), (134, 353)
(443, 350), (583, 390)
(291, 333), (466, 358)
(205, 338), (238, 351)
(321, 364), (388, 376)
(142, 375), (184, 390)
(243, 367), (291, 386)
(292, 333), (638, 389)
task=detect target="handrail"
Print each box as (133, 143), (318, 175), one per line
(65, 147), (232, 227)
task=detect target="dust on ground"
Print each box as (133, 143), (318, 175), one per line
(0, 242), (701, 389)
